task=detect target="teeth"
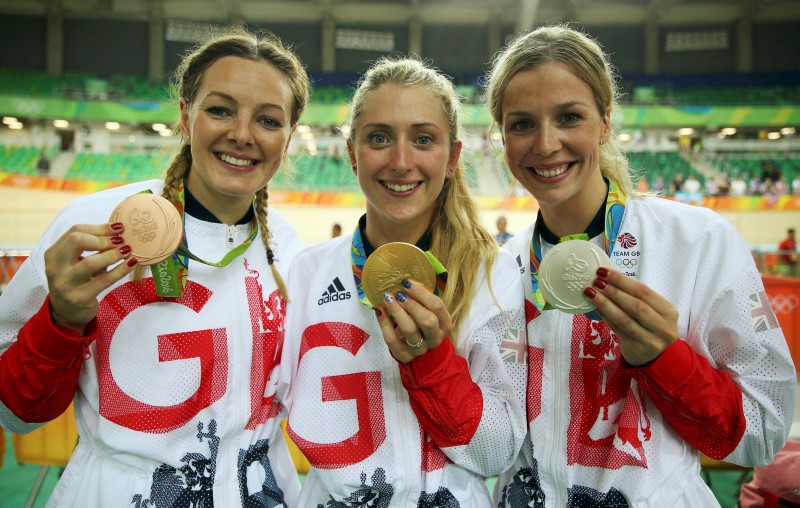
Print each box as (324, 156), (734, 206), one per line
(384, 182), (418, 192)
(219, 153), (255, 167)
(533, 164), (569, 178)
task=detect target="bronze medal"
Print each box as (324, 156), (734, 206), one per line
(110, 193), (183, 266)
(362, 242), (436, 307)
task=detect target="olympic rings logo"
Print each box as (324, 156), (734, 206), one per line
(138, 231), (157, 242)
(769, 294), (799, 314)
(614, 258), (638, 267)
(566, 281), (585, 291)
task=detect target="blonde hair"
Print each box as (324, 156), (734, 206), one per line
(485, 24), (646, 197)
(349, 57), (498, 339)
(134, 27), (310, 298)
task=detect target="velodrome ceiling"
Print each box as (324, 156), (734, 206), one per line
(0, 0), (798, 29)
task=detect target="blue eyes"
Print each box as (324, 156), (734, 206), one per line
(204, 107), (282, 129)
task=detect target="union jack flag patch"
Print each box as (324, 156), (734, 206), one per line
(750, 291), (779, 332)
(500, 329), (527, 364)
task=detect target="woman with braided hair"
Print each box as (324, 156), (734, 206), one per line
(0, 28), (309, 506)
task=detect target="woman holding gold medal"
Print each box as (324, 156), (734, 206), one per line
(279, 57), (528, 505)
(0, 29), (309, 505)
(485, 25), (796, 507)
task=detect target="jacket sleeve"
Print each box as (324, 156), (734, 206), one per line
(0, 295), (94, 428)
(625, 339), (746, 460)
(399, 252), (529, 477)
(636, 220), (796, 466)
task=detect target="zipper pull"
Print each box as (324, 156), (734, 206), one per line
(226, 225), (235, 248)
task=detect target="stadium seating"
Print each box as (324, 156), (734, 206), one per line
(2, 67), (800, 107)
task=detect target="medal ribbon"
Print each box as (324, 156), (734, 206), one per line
(151, 181), (258, 297)
(351, 225), (448, 309)
(529, 180), (627, 314)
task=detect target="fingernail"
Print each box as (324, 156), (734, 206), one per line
(401, 278), (412, 289)
(111, 236), (124, 245)
(396, 291), (408, 303)
(119, 245), (132, 255)
(127, 258), (138, 267)
(383, 292), (394, 304)
(596, 267), (610, 278)
(374, 308), (383, 318)
(593, 278), (607, 289)
(583, 287), (597, 299)
(111, 222), (124, 231)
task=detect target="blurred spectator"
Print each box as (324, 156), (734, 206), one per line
(331, 223), (342, 238)
(651, 175), (666, 195)
(670, 172), (684, 195)
(36, 150), (50, 175)
(682, 173), (702, 194)
(730, 174), (748, 196)
(495, 215), (513, 245)
(749, 175), (764, 196)
(774, 175), (789, 196)
(792, 174), (800, 195)
(636, 177), (650, 193)
(738, 439), (800, 507)
(716, 175), (730, 196)
(778, 228), (797, 277)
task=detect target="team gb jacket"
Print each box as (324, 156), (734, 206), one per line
(0, 179), (304, 507)
(495, 195), (796, 508)
(280, 234), (529, 507)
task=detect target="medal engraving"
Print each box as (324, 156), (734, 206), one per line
(539, 239), (612, 314)
(110, 193), (183, 266)
(362, 242), (436, 307)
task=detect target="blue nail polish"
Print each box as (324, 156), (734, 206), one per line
(401, 278), (412, 289)
(383, 292), (394, 303)
(396, 291), (408, 303)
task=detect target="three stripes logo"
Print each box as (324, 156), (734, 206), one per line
(318, 277), (352, 306)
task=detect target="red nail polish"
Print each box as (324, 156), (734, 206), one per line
(593, 278), (607, 289)
(127, 258), (138, 267)
(111, 236), (124, 245)
(374, 308), (382, 318)
(120, 245), (132, 255)
(584, 287), (597, 299)
(596, 267), (610, 278)
(111, 222), (124, 231)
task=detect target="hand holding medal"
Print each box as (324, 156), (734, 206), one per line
(43, 193), (181, 334)
(362, 242), (437, 308)
(363, 242), (452, 363)
(538, 239), (612, 315)
(109, 193), (183, 266)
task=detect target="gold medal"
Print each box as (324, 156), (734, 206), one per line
(110, 193), (183, 266)
(362, 242), (436, 307)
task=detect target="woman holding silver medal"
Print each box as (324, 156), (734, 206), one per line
(484, 24), (796, 507)
(0, 29), (309, 506)
(279, 57), (528, 505)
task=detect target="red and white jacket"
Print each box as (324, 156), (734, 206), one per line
(280, 235), (528, 506)
(0, 180), (304, 507)
(496, 196), (797, 507)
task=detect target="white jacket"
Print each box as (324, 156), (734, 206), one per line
(281, 235), (528, 507)
(0, 179), (304, 507)
(496, 196), (796, 507)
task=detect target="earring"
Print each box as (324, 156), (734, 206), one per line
(599, 140), (605, 145)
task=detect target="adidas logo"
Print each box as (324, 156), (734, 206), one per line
(516, 254), (525, 274)
(318, 276), (352, 306)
